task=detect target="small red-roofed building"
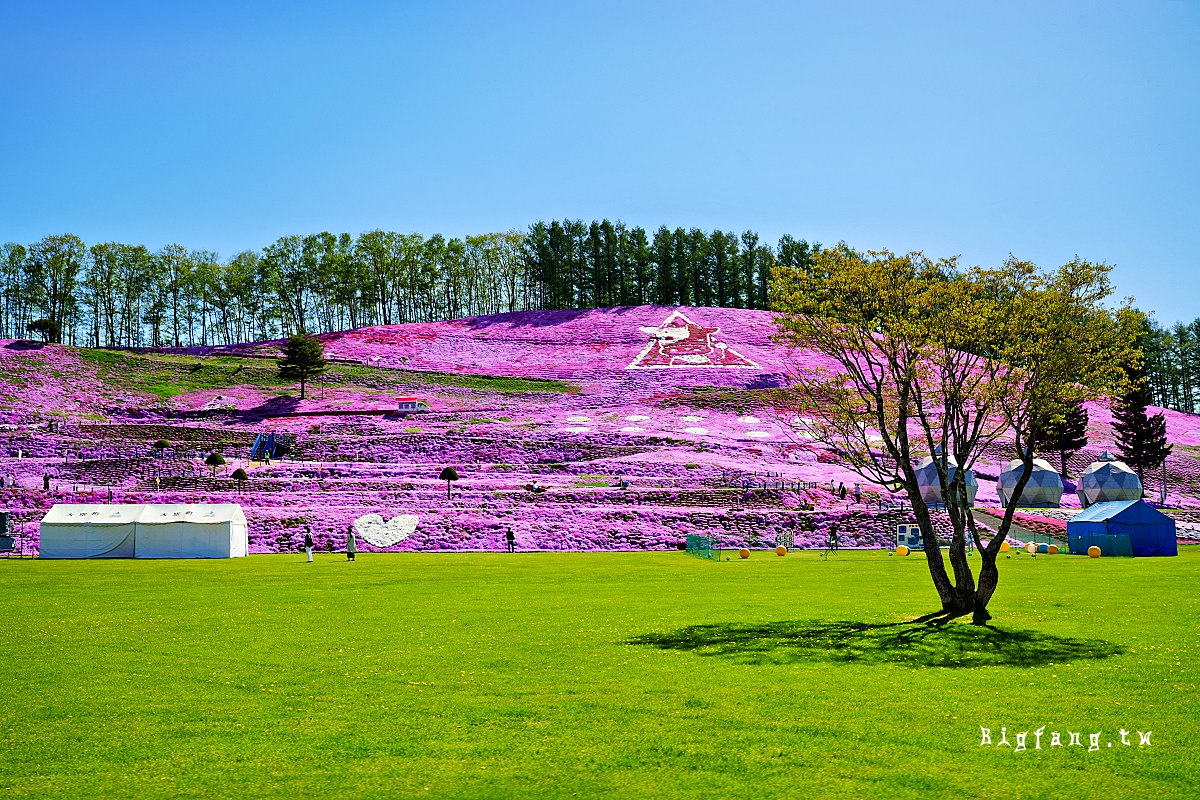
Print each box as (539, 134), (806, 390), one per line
(396, 397), (431, 414)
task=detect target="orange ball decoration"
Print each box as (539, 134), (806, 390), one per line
(1088, 545), (1101, 558)
(775, 545), (787, 556)
(1048, 545), (1059, 555)
(999, 541), (1011, 553)
(896, 545), (910, 556)
(739, 548), (750, 559)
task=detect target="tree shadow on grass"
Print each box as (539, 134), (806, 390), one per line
(628, 618), (1124, 669)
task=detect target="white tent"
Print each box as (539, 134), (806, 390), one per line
(38, 503), (248, 559)
(40, 504), (144, 559)
(134, 504), (248, 559)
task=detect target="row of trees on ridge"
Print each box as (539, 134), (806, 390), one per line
(0, 222), (814, 347)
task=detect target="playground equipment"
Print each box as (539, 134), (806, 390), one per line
(895, 523), (925, 551)
(249, 432), (296, 462)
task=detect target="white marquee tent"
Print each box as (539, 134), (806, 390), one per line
(134, 504), (248, 559)
(40, 504), (248, 559)
(39, 504), (144, 559)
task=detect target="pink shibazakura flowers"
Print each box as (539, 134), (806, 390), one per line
(3, 305), (1198, 553)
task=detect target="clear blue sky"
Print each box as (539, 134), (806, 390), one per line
(3, 1), (1197, 323)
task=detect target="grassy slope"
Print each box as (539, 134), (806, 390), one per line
(75, 349), (579, 399)
(2, 550), (1198, 800)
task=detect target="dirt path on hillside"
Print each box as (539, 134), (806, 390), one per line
(973, 509), (1067, 548)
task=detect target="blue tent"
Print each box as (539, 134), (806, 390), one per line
(1067, 499), (1178, 557)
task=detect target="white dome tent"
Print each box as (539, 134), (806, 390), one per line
(39, 504), (248, 559)
(1077, 451), (1142, 508)
(914, 454), (978, 507)
(997, 458), (1064, 508)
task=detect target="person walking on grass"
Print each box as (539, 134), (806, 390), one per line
(505, 527), (515, 553)
(346, 527), (357, 561)
(304, 530), (314, 563)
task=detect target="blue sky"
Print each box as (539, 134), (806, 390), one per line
(3, 1), (1198, 323)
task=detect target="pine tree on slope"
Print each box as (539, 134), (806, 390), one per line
(1113, 367), (1173, 487)
(277, 333), (327, 400)
(1033, 399), (1090, 477)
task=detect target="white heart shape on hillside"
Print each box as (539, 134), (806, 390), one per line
(353, 513), (418, 547)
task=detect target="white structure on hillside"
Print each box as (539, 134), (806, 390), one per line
(997, 458), (1064, 508)
(395, 397), (430, 414)
(1077, 451), (1142, 508)
(40, 504), (248, 559)
(914, 455), (978, 506)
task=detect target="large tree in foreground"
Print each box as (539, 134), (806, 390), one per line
(277, 333), (327, 400)
(773, 249), (1136, 624)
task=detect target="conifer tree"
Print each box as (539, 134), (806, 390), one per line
(1113, 366), (1172, 485)
(1033, 399), (1089, 477)
(277, 333), (327, 400)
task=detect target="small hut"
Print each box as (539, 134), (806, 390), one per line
(396, 397), (431, 414)
(1067, 499), (1177, 557)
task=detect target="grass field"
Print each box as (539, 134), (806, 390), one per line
(2, 548), (1198, 799)
(74, 349), (579, 400)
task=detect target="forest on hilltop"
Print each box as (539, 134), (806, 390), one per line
(0, 221), (814, 351)
(4, 220), (1196, 415)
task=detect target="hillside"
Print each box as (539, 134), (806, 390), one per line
(3, 305), (1200, 553)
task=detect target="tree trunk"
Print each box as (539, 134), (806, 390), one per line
(973, 549), (999, 624)
(911, 500), (959, 611)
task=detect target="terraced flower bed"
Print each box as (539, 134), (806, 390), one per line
(5, 306), (1200, 552)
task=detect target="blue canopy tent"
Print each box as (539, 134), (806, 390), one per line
(1067, 499), (1178, 557)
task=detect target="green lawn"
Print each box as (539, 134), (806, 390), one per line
(74, 348), (579, 399)
(2, 549), (1198, 799)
